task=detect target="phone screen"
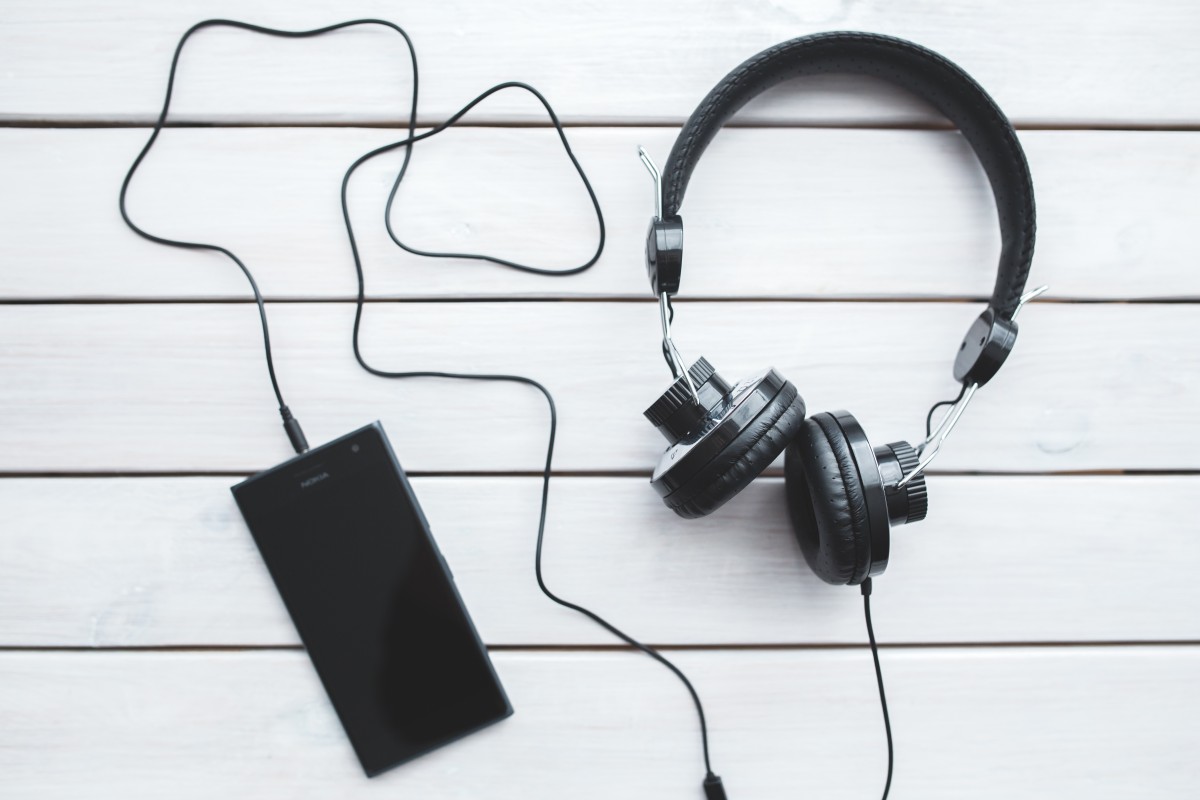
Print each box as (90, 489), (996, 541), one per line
(232, 423), (511, 776)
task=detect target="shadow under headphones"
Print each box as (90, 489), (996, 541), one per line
(641, 32), (1041, 587)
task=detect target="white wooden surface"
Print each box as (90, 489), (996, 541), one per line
(3, 648), (1197, 800)
(5, 128), (1200, 301)
(1, 476), (1197, 647)
(2, 303), (1195, 472)
(3, 1), (1200, 126)
(1, 2), (1197, 798)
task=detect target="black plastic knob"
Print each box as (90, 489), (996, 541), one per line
(643, 357), (731, 444)
(874, 440), (929, 526)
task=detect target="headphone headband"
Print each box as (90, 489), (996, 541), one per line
(657, 31), (1036, 319)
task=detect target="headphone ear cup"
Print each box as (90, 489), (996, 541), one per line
(664, 381), (806, 519)
(784, 412), (873, 585)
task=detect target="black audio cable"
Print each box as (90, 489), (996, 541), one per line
(861, 578), (894, 800)
(925, 382), (968, 440)
(844, 388), (965, 799)
(120, 18), (725, 797)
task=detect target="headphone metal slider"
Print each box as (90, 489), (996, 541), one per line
(897, 381), (978, 490)
(638, 146), (684, 295)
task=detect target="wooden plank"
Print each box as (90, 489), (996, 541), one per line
(0, 648), (1195, 798)
(3, 1), (1199, 126)
(0, 476), (1195, 647)
(0, 302), (1196, 473)
(4, 128), (1199, 301)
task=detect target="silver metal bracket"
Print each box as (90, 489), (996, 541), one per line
(896, 381), (978, 490)
(658, 292), (699, 402)
(637, 145), (663, 220)
(895, 284), (1049, 489)
(641, 145), (696, 400)
(1013, 284), (1049, 319)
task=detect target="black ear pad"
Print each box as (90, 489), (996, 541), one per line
(784, 412), (873, 585)
(664, 381), (806, 519)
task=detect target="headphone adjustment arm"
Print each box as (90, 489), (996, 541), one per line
(637, 145), (684, 296)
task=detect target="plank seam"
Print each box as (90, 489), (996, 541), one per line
(0, 641), (1196, 653)
(2, 297), (1198, 306)
(4, 120), (1200, 132)
(1, 470), (1196, 479)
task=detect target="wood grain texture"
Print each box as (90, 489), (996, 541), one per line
(1, 648), (1196, 799)
(0, 476), (1194, 647)
(3, 127), (1198, 301)
(1, 302), (1195, 473)
(3, 1), (1199, 126)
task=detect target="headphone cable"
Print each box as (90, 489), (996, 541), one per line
(335, 64), (727, 799)
(120, 18), (723, 796)
(925, 382), (968, 439)
(861, 578), (894, 800)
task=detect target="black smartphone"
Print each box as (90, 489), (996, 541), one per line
(231, 422), (511, 776)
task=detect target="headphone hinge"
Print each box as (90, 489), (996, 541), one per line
(646, 215), (684, 296)
(953, 306), (1017, 386)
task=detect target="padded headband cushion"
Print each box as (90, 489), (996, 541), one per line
(660, 32), (1035, 319)
(665, 381), (806, 519)
(784, 412), (872, 585)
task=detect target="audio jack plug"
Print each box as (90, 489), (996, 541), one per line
(280, 405), (309, 454)
(704, 772), (727, 799)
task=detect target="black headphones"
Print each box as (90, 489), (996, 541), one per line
(642, 32), (1039, 587)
